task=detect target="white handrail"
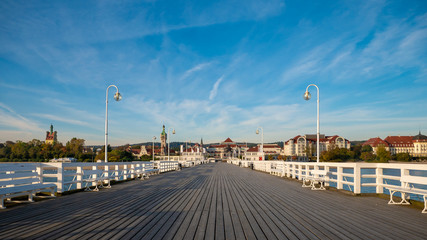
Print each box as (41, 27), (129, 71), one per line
(229, 160), (427, 196)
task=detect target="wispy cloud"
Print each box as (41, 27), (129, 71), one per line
(209, 75), (224, 100)
(180, 62), (212, 80)
(32, 113), (91, 127)
(0, 103), (43, 133)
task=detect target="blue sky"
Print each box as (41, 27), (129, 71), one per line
(1, 0), (427, 145)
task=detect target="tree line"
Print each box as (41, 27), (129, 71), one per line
(0, 138), (134, 162)
(318, 144), (412, 162)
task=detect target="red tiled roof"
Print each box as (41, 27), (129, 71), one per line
(131, 149), (141, 154)
(263, 144), (280, 148)
(384, 136), (414, 147)
(224, 138), (233, 143)
(363, 137), (389, 147)
(247, 146), (259, 152)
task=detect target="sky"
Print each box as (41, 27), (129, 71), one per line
(1, 0), (427, 146)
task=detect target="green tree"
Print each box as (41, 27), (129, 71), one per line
(361, 145), (373, 153)
(66, 138), (85, 159)
(376, 146), (391, 163)
(351, 144), (362, 159)
(320, 146), (353, 162)
(140, 155), (152, 161)
(27, 139), (43, 160)
(361, 152), (376, 162)
(11, 141), (29, 160)
(395, 152), (411, 162)
(0, 143), (11, 159)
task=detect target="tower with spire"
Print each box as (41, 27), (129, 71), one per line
(45, 124), (58, 144)
(160, 125), (167, 156)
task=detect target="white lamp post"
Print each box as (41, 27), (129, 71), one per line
(256, 127), (264, 161)
(303, 84), (320, 163)
(152, 136), (156, 162)
(105, 85), (122, 162)
(168, 128), (175, 161)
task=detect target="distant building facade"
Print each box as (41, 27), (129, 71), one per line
(284, 134), (350, 160)
(207, 138), (248, 159)
(45, 124), (58, 145)
(363, 132), (427, 157)
(244, 144), (282, 161)
(180, 140), (205, 161)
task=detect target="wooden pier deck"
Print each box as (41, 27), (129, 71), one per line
(0, 162), (426, 239)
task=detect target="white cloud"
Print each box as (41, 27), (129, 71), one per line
(209, 75), (224, 100)
(180, 62), (212, 80)
(32, 114), (91, 127)
(0, 103), (43, 141)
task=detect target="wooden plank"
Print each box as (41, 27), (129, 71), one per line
(130, 175), (207, 239)
(181, 175), (214, 239)
(203, 172), (218, 240)
(223, 174), (244, 240)
(193, 173), (216, 239)
(214, 175), (225, 240)
(1, 163), (427, 240)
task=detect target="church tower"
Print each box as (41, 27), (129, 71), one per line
(45, 124), (58, 144)
(160, 125), (167, 156)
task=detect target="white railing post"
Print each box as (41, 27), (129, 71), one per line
(298, 164), (302, 180)
(76, 166), (82, 189)
(325, 165), (330, 187)
(57, 163), (64, 193)
(291, 163), (296, 179)
(337, 166), (343, 190)
(354, 163), (361, 194)
(92, 165), (97, 187)
(123, 164), (128, 180)
(115, 165), (119, 181)
(401, 167), (410, 187)
(36, 164), (43, 184)
(131, 163), (136, 178)
(104, 164), (109, 180)
(376, 166), (384, 194)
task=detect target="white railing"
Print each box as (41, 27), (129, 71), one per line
(154, 161), (179, 173)
(40, 161), (159, 193)
(1, 161), (163, 193)
(228, 160), (427, 197)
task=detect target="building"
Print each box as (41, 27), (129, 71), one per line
(128, 145), (162, 158)
(245, 146), (262, 161)
(243, 143), (282, 161)
(363, 132), (427, 157)
(384, 136), (414, 155)
(207, 138), (248, 159)
(284, 134), (350, 160)
(180, 141), (205, 161)
(413, 132), (427, 157)
(49, 157), (77, 162)
(362, 137), (390, 154)
(160, 125), (167, 156)
(45, 124), (58, 145)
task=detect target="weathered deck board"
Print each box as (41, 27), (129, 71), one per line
(0, 162), (426, 240)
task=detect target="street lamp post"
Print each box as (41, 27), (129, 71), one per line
(168, 128), (175, 161)
(152, 136), (156, 162)
(303, 84), (320, 163)
(105, 85), (122, 162)
(256, 127), (264, 161)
